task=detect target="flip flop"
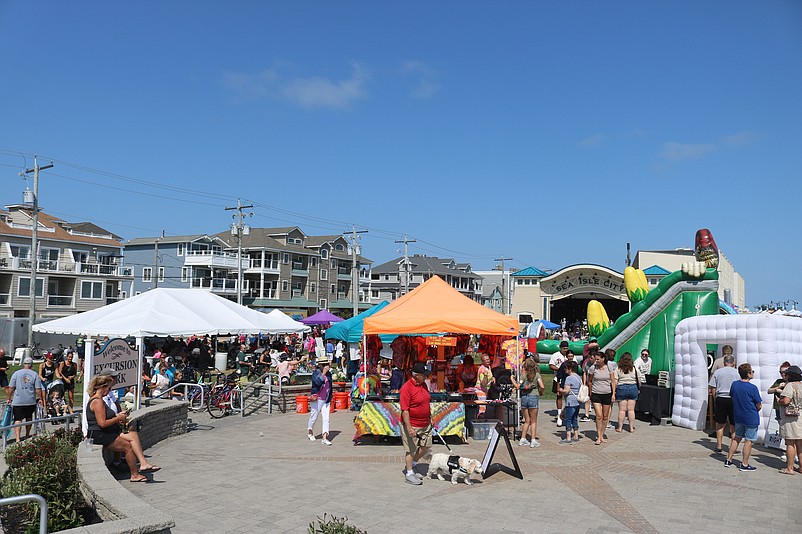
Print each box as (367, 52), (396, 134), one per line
(594, 440), (602, 445)
(139, 465), (161, 473)
(130, 476), (148, 483)
(778, 468), (795, 475)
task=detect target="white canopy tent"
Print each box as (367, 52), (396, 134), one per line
(32, 288), (310, 426)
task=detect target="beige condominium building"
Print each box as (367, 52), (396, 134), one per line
(0, 203), (132, 319)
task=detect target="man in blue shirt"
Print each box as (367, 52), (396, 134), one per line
(7, 357), (45, 443)
(725, 363), (762, 471)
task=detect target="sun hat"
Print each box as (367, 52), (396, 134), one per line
(316, 358), (331, 366)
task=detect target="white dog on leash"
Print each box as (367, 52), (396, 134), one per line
(426, 453), (483, 485)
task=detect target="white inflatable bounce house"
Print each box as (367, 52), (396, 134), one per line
(673, 314), (802, 442)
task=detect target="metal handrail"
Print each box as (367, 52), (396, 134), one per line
(148, 382), (205, 404)
(238, 371), (282, 417)
(1, 410), (82, 451)
(0, 494), (48, 534)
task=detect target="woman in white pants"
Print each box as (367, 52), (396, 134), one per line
(307, 358), (334, 445)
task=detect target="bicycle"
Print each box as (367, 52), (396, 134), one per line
(186, 379), (213, 412)
(207, 377), (242, 419)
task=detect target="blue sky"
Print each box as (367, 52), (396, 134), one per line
(1, 1), (801, 309)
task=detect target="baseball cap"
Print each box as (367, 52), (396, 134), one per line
(559, 341), (569, 348)
(412, 362), (431, 375)
(589, 337), (598, 343)
(22, 356), (33, 365)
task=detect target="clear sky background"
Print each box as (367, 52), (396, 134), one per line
(1, 1), (800, 310)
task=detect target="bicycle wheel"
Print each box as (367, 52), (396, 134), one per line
(207, 392), (226, 418)
(187, 389), (205, 411)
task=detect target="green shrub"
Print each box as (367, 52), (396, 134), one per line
(1, 432), (84, 532)
(308, 514), (367, 534)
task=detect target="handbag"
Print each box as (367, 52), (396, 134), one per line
(784, 384), (800, 417)
(577, 385), (590, 404)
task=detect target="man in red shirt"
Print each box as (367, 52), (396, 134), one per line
(399, 362), (432, 485)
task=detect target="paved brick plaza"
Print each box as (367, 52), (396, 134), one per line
(127, 400), (801, 534)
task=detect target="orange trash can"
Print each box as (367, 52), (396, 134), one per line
(296, 395), (309, 414)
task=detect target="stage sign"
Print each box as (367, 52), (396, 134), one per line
(94, 338), (138, 389)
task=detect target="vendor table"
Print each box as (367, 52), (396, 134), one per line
(353, 401), (465, 440)
(635, 385), (672, 425)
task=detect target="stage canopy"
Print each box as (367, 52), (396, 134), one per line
(363, 275), (518, 336)
(31, 288), (305, 338)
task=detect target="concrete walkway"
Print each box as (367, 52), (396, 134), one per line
(126, 401), (801, 534)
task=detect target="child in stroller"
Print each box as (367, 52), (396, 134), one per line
(47, 381), (72, 421)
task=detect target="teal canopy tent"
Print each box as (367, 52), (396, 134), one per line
(326, 301), (394, 343)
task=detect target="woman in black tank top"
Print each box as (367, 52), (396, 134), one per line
(58, 352), (78, 407)
(39, 356), (57, 389)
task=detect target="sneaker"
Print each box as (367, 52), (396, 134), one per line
(405, 472), (423, 485)
(321, 439), (332, 446)
(307, 434), (316, 441)
(559, 438), (573, 445)
(412, 471), (424, 480)
(556, 418), (563, 427)
(781, 454), (787, 463)
(580, 416), (591, 422)
(724, 460), (733, 468)
(530, 439), (541, 448)
(739, 464), (757, 472)
(518, 438), (530, 446)
(607, 422), (614, 428)
(714, 448), (723, 454)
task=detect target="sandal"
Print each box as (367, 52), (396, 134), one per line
(139, 465), (161, 473)
(130, 476), (148, 483)
(779, 468), (795, 475)
(595, 440), (602, 445)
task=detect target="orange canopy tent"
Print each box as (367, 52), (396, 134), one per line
(363, 275), (518, 335)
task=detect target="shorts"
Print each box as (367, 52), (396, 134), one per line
(734, 423), (758, 442)
(63, 381), (75, 391)
(520, 393), (540, 409)
(713, 397), (734, 424)
(12, 405), (36, 421)
(0, 375), (8, 387)
(88, 430), (120, 447)
(552, 381), (560, 394)
(591, 392), (613, 405)
(615, 384), (639, 401)
(401, 424), (432, 455)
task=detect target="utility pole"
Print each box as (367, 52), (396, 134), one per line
(626, 242), (631, 267)
(394, 235), (416, 295)
(24, 157), (54, 347)
(345, 226), (368, 317)
(225, 199), (253, 305)
(494, 256), (513, 315)
(153, 230), (164, 288)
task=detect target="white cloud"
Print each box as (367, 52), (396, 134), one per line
(223, 61), (369, 110)
(721, 130), (761, 147)
(659, 142), (716, 161)
(578, 134), (607, 147)
(402, 60), (441, 99)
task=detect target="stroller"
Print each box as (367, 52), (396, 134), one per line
(45, 379), (67, 420)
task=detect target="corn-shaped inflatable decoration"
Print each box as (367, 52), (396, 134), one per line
(624, 266), (649, 303)
(587, 300), (610, 338)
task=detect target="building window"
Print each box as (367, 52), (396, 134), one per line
(18, 277), (44, 297)
(650, 278), (658, 285)
(81, 281), (103, 300)
(310, 257), (318, 267)
(319, 298), (327, 309)
(371, 290), (379, 298)
(177, 243), (184, 256)
(182, 267), (190, 282)
(331, 259), (337, 269)
(282, 280), (289, 292)
(331, 284), (336, 294)
(143, 267), (152, 282)
(10, 244), (30, 259)
(320, 269), (328, 281)
(310, 282), (317, 293)
(283, 253), (290, 264)
(335, 244), (344, 251)
(158, 267), (165, 282)
(321, 249), (328, 260)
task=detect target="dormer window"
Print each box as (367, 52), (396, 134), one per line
(335, 244), (344, 251)
(321, 249), (329, 260)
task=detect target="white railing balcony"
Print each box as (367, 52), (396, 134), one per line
(292, 289), (303, 298)
(246, 258), (280, 274)
(78, 262), (122, 276)
(184, 250), (246, 269)
(337, 292), (347, 301)
(248, 288), (278, 299)
(0, 293), (9, 306)
(48, 295), (74, 307)
(191, 277), (248, 294)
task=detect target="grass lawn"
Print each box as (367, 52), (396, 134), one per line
(1, 364), (85, 405)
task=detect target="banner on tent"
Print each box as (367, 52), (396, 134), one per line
(428, 337), (457, 347)
(94, 338), (138, 389)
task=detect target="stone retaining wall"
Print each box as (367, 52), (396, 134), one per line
(61, 400), (187, 534)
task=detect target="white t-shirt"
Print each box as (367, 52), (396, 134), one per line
(634, 357), (652, 379)
(549, 353), (565, 383)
